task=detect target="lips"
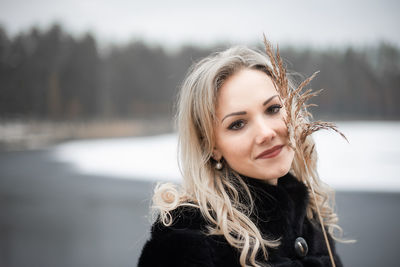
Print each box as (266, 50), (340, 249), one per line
(256, 145), (284, 159)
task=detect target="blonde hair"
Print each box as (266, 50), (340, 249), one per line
(152, 44), (343, 267)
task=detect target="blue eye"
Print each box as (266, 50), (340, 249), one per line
(228, 120), (245, 130)
(267, 104), (282, 114)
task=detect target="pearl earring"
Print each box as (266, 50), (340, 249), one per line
(215, 161), (223, 170)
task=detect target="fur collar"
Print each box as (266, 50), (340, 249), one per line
(155, 172), (310, 241)
(242, 172), (310, 240)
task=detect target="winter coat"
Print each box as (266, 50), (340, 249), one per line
(138, 173), (343, 267)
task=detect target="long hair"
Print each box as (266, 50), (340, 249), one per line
(151, 40), (344, 267)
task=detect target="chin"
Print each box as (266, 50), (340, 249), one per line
(262, 157), (294, 180)
(245, 165), (290, 181)
(264, 167), (290, 180)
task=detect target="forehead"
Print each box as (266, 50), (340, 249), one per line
(216, 69), (278, 113)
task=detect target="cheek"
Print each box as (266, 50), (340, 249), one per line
(217, 133), (252, 161)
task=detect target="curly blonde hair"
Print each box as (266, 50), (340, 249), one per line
(151, 40), (345, 267)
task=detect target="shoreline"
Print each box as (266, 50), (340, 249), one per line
(0, 118), (174, 151)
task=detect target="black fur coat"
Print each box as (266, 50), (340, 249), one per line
(138, 173), (343, 267)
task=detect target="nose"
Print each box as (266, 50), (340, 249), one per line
(254, 118), (277, 145)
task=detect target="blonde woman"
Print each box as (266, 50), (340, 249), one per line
(138, 39), (345, 267)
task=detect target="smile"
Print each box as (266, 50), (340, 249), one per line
(256, 145), (284, 159)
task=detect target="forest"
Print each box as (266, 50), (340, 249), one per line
(1, 24), (399, 121)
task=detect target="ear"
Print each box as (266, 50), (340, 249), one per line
(212, 147), (222, 161)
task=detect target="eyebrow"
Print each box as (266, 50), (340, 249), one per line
(263, 95), (279, 106)
(221, 95), (279, 123)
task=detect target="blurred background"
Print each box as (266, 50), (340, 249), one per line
(0, 0), (399, 266)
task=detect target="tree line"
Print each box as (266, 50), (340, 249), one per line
(0, 24), (399, 121)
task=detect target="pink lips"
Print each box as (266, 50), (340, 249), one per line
(256, 145), (284, 159)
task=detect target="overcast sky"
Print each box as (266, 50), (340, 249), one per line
(0, 0), (399, 49)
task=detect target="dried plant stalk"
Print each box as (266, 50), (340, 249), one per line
(262, 35), (347, 267)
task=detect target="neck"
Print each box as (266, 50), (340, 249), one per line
(265, 178), (278, 185)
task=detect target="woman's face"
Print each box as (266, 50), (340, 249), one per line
(213, 68), (294, 185)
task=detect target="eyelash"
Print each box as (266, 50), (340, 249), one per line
(267, 104), (282, 114)
(227, 104), (282, 130)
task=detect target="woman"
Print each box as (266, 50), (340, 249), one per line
(138, 39), (346, 267)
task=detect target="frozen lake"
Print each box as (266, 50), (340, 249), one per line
(53, 121), (400, 192)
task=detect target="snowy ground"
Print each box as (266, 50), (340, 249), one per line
(53, 121), (400, 192)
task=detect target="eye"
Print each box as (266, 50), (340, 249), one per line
(267, 104), (282, 114)
(228, 120), (246, 130)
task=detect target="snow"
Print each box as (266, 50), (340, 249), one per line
(53, 134), (180, 181)
(53, 121), (400, 192)
(313, 121), (400, 192)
